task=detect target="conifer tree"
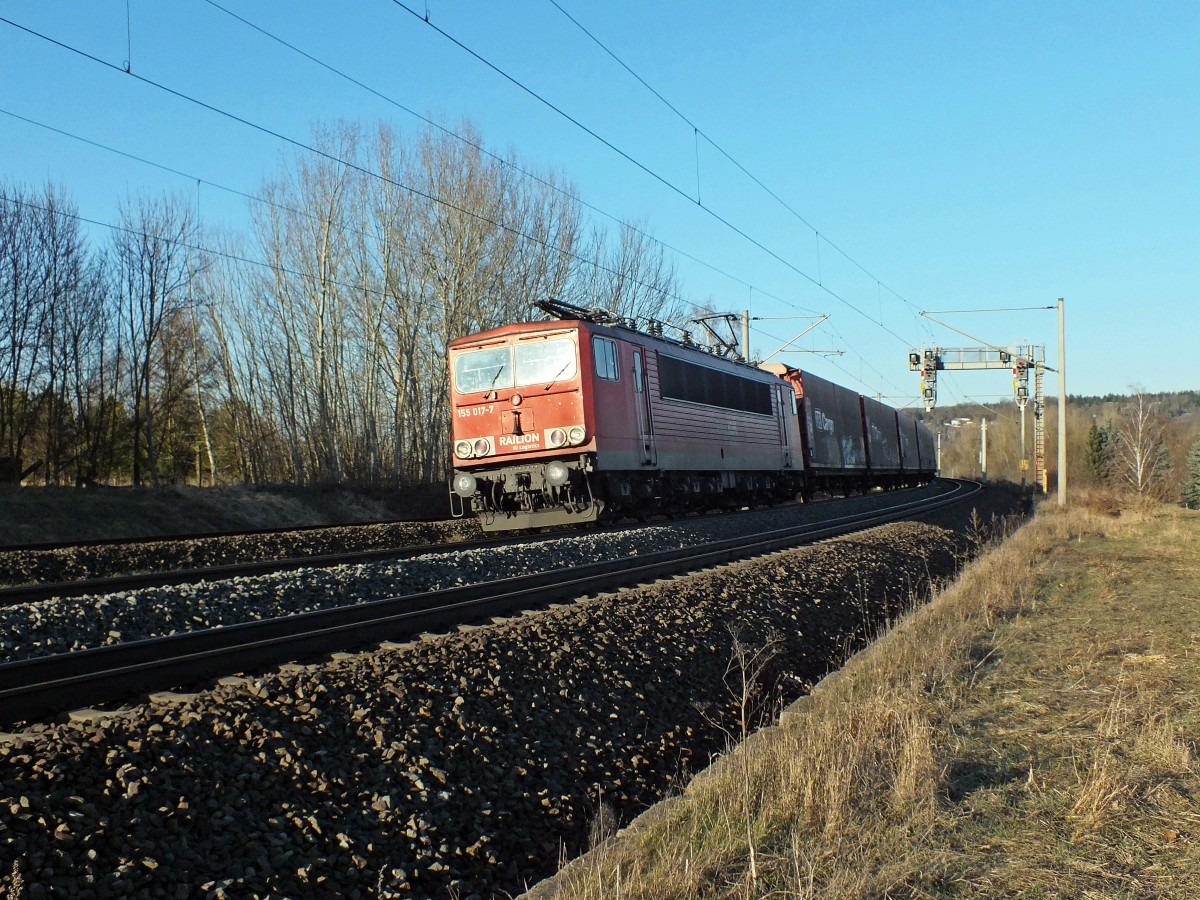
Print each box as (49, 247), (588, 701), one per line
(1085, 421), (1116, 485)
(1185, 439), (1200, 510)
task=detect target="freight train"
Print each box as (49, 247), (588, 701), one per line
(448, 299), (937, 531)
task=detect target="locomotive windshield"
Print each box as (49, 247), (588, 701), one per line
(453, 346), (510, 393)
(515, 338), (576, 386)
(453, 338), (577, 393)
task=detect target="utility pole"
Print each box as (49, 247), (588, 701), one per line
(1058, 298), (1067, 507)
(980, 418), (988, 482)
(742, 309), (750, 362)
(1015, 362), (1030, 492)
(1034, 364), (1047, 492)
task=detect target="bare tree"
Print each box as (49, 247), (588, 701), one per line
(114, 194), (203, 485)
(241, 121), (597, 486)
(571, 221), (685, 325)
(251, 123), (363, 483)
(45, 227), (115, 484)
(212, 119), (692, 489)
(0, 182), (51, 471)
(0, 182), (121, 484)
(402, 123), (588, 482)
(1114, 390), (1174, 498)
(367, 126), (418, 485)
(202, 235), (292, 484)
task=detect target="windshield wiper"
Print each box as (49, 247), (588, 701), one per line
(543, 360), (572, 391)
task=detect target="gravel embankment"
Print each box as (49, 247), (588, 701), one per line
(1, 519), (979, 899)
(0, 520), (481, 588)
(0, 495), (941, 663)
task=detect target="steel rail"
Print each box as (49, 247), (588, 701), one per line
(0, 480), (979, 725)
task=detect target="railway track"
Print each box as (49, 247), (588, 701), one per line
(0, 479), (979, 725)
(0, 517), (485, 601)
(0, 494), (875, 606)
(0, 528), (537, 607)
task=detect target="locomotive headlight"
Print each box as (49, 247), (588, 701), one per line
(454, 439), (473, 459)
(567, 425), (586, 445)
(546, 427), (568, 448)
(452, 472), (477, 497)
(472, 437), (493, 457)
(544, 460), (570, 487)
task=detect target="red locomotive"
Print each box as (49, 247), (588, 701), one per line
(448, 299), (937, 531)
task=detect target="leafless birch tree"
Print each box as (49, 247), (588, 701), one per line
(1114, 391), (1175, 498)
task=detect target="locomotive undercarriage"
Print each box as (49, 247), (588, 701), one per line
(450, 455), (602, 531)
(450, 455), (806, 531)
(451, 455), (930, 532)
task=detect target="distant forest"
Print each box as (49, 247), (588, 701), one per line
(1070, 391), (1200, 417)
(930, 390), (1200, 504)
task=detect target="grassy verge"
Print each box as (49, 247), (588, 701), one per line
(539, 493), (1200, 898)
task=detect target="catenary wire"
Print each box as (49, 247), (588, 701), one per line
(196, 0), (803, 313)
(6, 188), (926, 418)
(0, 14), (827, 329)
(0, 192), (428, 314)
(0, 107), (391, 251)
(752, 320), (908, 401)
(2, 12), (908, 396)
(546, 0), (933, 326)
(384, 1), (922, 349)
(3, 105), (658, 311)
(0, 17), (718, 315)
(923, 306), (1057, 314)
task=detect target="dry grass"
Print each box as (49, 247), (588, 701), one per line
(538, 491), (1200, 898)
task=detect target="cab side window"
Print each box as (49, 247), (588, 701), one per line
(593, 336), (619, 381)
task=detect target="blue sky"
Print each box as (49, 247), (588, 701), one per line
(2, 1), (1196, 404)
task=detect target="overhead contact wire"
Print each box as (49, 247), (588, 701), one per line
(0, 16), (700, 311)
(386, 1), (918, 348)
(198, 0), (796, 308)
(547, 0), (930, 322)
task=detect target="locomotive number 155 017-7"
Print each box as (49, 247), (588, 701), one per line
(456, 404), (496, 418)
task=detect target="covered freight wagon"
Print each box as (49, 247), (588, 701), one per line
(861, 394), (902, 479)
(760, 364), (868, 496)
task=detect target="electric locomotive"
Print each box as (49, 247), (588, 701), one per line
(448, 299), (936, 531)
